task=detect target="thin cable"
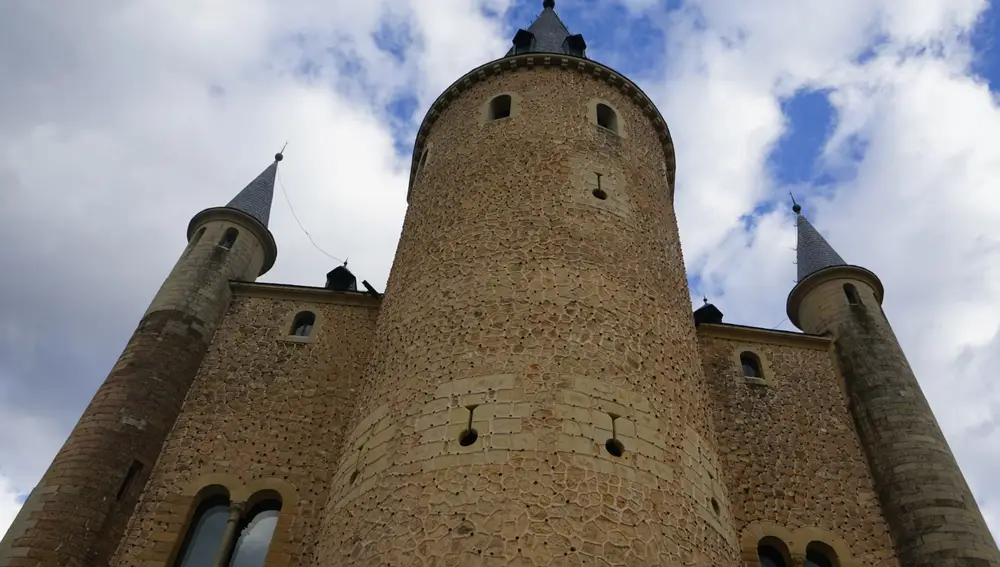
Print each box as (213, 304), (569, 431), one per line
(276, 169), (346, 264)
(770, 317), (789, 330)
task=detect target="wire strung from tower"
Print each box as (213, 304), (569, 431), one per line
(276, 168), (346, 265)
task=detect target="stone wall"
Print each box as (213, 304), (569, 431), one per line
(698, 324), (899, 567)
(313, 59), (742, 566)
(110, 287), (379, 566)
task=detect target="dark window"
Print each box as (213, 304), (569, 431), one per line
(116, 460), (143, 500)
(596, 103), (618, 133)
(563, 34), (587, 57)
(740, 351), (762, 378)
(173, 494), (230, 567)
(489, 95), (512, 120)
(226, 499), (281, 567)
(805, 542), (837, 567)
(290, 312), (316, 337)
(758, 545), (787, 567)
(844, 283), (861, 306)
(417, 147), (429, 177)
(186, 227), (206, 256)
(218, 228), (238, 250)
(512, 30), (535, 54)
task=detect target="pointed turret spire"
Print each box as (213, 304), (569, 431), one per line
(506, 1), (587, 58)
(225, 151), (283, 228)
(793, 201), (847, 281)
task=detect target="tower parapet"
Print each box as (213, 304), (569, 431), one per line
(0, 155), (281, 567)
(787, 206), (1000, 566)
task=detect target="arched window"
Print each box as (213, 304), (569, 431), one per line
(740, 351), (763, 378)
(173, 492), (231, 567)
(290, 311), (316, 337)
(218, 228), (238, 250)
(843, 283), (861, 306)
(757, 537), (790, 567)
(596, 103), (618, 133)
(417, 147), (429, 178)
(185, 227), (206, 256)
(489, 94), (512, 120)
(805, 542), (837, 567)
(226, 499), (281, 567)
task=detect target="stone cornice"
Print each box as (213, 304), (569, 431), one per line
(231, 281), (382, 308)
(407, 53), (676, 202)
(697, 322), (832, 350)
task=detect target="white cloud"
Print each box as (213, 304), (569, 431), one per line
(0, 475), (23, 539)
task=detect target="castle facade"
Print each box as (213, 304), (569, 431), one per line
(2, 3), (998, 566)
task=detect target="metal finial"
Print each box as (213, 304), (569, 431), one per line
(790, 192), (801, 214)
(703, 296), (709, 305)
(275, 142), (287, 162)
(543, 0), (555, 9)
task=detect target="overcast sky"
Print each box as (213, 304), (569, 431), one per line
(2, 0), (999, 541)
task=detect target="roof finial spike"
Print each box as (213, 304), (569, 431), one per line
(543, 0), (555, 9)
(790, 192), (801, 214)
(275, 141), (287, 162)
(703, 296), (709, 305)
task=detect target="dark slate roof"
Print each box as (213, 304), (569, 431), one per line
(225, 156), (280, 228)
(505, 2), (585, 58)
(796, 213), (847, 281)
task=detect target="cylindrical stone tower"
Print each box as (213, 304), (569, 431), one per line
(0, 158), (280, 567)
(787, 210), (1000, 567)
(314, 5), (741, 566)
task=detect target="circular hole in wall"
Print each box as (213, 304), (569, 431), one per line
(459, 428), (479, 446)
(605, 438), (625, 457)
(711, 498), (720, 515)
(592, 188), (608, 200)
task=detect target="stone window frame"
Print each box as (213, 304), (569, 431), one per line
(415, 142), (433, 181)
(164, 474), (299, 567)
(279, 307), (324, 344)
(739, 523), (859, 567)
(731, 345), (774, 387)
(479, 91), (522, 124)
(586, 98), (627, 138)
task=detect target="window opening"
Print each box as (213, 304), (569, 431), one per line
(804, 542), (837, 567)
(173, 494), (231, 567)
(605, 413), (625, 457)
(596, 103), (618, 133)
(459, 405), (479, 446)
(218, 228), (238, 250)
(489, 95), (512, 120)
(185, 227), (205, 256)
(758, 545), (787, 567)
(844, 283), (861, 306)
(290, 311), (316, 337)
(116, 460), (143, 500)
(226, 499), (281, 567)
(740, 351), (762, 378)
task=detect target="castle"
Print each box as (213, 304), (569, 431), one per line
(2, 2), (998, 566)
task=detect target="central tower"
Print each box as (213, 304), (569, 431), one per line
(315, 3), (741, 565)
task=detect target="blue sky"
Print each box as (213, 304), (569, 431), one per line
(2, 0), (1000, 547)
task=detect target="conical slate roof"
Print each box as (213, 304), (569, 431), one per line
(505, 1), (586, 58)
(225, 154), (282, 227)
(795, 209), (847, 281)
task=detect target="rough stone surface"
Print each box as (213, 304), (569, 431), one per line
(311, 66), (741, 567)
(698, 326), (900, 567)
(0, 218), (268, 567)
(793, 272), (1000, 567)
(108, 292), (378, 566)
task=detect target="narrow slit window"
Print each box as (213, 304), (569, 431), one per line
(290, 311), (315, 337)
(489, 95), (512, 120)
(740, 351), (762, 378)
(116, 460), (143, 500)
(596, 103), (618, 133)
(844, 283), (861, 306)
(417, 147), (429, 178)
(218, 228), (238, 250)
